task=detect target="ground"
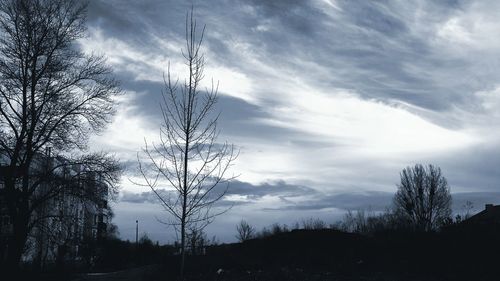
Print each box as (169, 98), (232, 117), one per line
(72, 265), (160, 281)
(70, 265), (448, 281)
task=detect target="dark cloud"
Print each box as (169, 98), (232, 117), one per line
(85, 0), (458, 129)
(452, 192), (500, 213)
(119, 179), (318, 205)
(226, 180), (317, 198)
(342, 2), (408, 35)
(216, 96), (304, 140)
(86, 0), (494, 117)
(86, 0), (500, 242)
(120, 178), (500, 217)
(264, 191), (394, 212)
(116, 73), (305, 143)
(248, 0), (327, 35)
(120, 190), (158, 204)
(264, 190), (500, 215)
(87, 0), (187, 41)
(432, 144), (500, 192)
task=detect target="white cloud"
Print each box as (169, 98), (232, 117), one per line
(203, 65), (257, 103)
(266, 88), (478, 156)
(89, 91), (158, 160)
(80, 27), (258, 104)
(475, 86), (500, 114)
(85, 0), (500, 243)
(435, 2), (500, 52)
(437, 17), (473, 45)
(81, 28), (187, 83)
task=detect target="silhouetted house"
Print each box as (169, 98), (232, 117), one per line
(463, 204), (500, 225)
(0, 152), (110, 267)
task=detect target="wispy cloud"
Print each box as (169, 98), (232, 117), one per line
(84, 0), (500, 242)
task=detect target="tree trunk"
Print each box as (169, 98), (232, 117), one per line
(180, 219), (186, 280)
(56, 245), (67, 272)
(180, 86), (190, 280)
(4, 173), (30, 272)
(6, 216), (29, 272)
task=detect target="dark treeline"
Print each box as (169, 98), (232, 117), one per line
(89, 234), (174, 271)
(103, 209), (500, 281)
(7, 235), (174, 281)
(202, 224), (500, 281)
(11, 200), (497, 281)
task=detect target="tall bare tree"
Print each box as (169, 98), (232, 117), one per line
(0, 0), (120, 268)
(393, 164), (452, 231)
(135, 10), (237, 278)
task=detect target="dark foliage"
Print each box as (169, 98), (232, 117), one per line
(0, 0), (120, 270)
(90, 237), (175, 272)
(153, 223), (500, 281)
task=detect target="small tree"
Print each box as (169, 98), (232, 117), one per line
(135, 9), (237, 278)
(186, 226), (207, 255)
(235, 220), (255, 242)
(339, 210), (368, 233)
(393, 164), (452, 231)
(462, 200), (474, 220)
(301, 218), (327, 230)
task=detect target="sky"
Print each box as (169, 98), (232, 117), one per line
(82, 0), (500, 244)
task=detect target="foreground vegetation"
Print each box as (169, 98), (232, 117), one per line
(10, 217), (500, 281)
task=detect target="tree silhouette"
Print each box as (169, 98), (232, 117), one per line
(236, 220), (255, 242)
(393, 164), (452, 231)
(0, 0), (120, 269)
(134, 9), (237, 279)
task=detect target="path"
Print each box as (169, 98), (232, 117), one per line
(72, 264), (160, 281)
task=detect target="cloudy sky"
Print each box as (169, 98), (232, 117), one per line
(83, 0), (500, 243)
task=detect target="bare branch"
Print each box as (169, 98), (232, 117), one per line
(134, 8), (237, 277)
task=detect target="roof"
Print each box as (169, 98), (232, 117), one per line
(464, 204), (500, 224)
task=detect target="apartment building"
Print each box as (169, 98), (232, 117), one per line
(0, 152), (110, 267)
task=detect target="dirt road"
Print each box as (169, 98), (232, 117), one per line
(72, 265), (160, 281)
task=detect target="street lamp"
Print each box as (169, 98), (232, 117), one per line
(135, 220), (138, 245)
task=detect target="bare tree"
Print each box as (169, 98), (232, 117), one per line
(186, 226), (208, 255)
(301, 218), (327, 230)
(393, 164), (452, 231)
(235, 220), (255, 242)
(339, 210), (368, 233)
(0, 0), (120, 268)
(135, 9), (237, 278)
(462, 200), (474, 220)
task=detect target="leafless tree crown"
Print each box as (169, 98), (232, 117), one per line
(134, 8), (237, 277)
(0, 0), (119, 161)
(137, 10), (237, 231)
(393, 164), (452, 231)
(236, 220), (255, 242)
(0, 0), (121, 267)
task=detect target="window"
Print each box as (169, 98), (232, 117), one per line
(2, 216), (10, 226)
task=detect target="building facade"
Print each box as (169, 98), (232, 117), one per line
(0, 152), (110, 268)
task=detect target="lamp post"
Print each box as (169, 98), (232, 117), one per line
(135, 220), (138, 245)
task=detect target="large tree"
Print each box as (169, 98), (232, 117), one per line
(393, 164), (452, 231)
(135, 10), (237, 278)
(0, 0), (120, 268)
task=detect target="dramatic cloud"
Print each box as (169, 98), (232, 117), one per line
(84, 0), (500, 243)
(114, 181), (500, 243)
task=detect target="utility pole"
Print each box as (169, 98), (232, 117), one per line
(135, 220), (138, 245)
